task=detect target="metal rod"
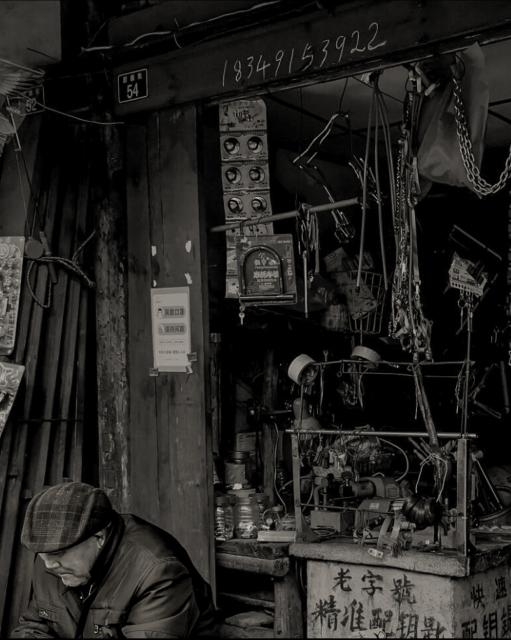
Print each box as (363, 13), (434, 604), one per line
(456, 437), (470, 558)
(291, 434), (303, 537)
(461, 302), (473, 436)
(209, 197), (359, 233)
(285, 429), (477, 439)
(309, 359), (468, 368)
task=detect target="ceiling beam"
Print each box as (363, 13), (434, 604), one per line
(110, 0), (511, 115)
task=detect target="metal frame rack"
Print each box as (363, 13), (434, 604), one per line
(286, 358), (477, 560)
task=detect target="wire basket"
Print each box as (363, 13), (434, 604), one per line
(343, 270), (385, 335)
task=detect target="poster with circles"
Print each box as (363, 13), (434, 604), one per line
(219, 99), (274, 298)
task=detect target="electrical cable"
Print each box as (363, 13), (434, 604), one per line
(80, 0), (283, 53)
(9, 92), (125, 126)
(378, 437), (410, 482)
(10, 123), (97, 308)
(273, 421), (287, 513)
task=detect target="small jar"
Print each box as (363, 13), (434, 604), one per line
(224, 451), (249, 489)
(214, 496), (234, 541)
(233, 495), (259, 539)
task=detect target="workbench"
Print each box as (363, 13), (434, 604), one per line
(290, 539), (511, 638)
(216, 539), (304, 638)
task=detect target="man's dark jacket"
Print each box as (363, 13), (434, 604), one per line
(11, 513), (216, 638)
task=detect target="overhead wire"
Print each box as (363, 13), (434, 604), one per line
(80, 0), (284, 53)
(9, 91), (124, 126)
(5, 101), (97, 307)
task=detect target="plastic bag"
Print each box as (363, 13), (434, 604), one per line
(417, 43), (489, 192)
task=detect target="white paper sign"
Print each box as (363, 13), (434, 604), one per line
(150, 287), (191, 372)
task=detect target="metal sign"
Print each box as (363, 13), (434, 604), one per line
(8, 86), (45, 116)
(117, 68), (148, 104)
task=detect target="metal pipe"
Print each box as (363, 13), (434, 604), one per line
(303, 359), (468, 368)
(285, 429), (477, 439)
(209, 197), (359, 233)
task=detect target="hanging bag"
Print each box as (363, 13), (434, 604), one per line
(417, 43), (489, 192)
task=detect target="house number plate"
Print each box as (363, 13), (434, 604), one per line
(117, 68), (148, 104)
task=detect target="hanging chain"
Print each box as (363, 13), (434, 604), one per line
(390, 72), (432, 360)
(453, 77), (511, 196)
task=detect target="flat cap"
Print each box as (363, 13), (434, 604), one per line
(21, 482), (113, 553)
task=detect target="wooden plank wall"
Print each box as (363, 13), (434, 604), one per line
(0, 117), (97, 635)
(93, 125), (130, 513)
(125, 105), (214, 583)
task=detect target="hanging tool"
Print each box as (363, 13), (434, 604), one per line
(390, 68), (432, 360)
(296, 203), (319, 318)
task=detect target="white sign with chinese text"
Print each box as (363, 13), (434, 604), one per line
(150, 287), (191, 373)
(307, 560), (453, 638)
(307, 558), (511, 638)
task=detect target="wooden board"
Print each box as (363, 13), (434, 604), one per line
(305, 556), (511, 638)
(291, 542), (468, 577)
(113, 1), (511, 115)
(125, 108), (214, 583)
(94, 125), (130, 511)
(274, 573), (304, 638)
(216, 552), (290, 577)
(217, 538), (289, 559)
(125, 122), (160, 523)
(154, 105), (212, 581)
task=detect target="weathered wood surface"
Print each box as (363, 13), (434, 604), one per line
(113, 1), (511, 115)
(217, 538), (290, 559)
(274, 573), (304, 638)
(0, 122), (96, 635)
(216, 552), (290, 577)
(305, 556), (511, 638)
(291, 542), (469, 577)
(125, 107), (213, 582)
(94, 124), (130, 513)
(219, 591), (275, 610)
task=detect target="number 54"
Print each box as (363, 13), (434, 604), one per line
(126, 83), (139, 99)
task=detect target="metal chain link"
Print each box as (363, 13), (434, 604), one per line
(453, 77), (511, 196)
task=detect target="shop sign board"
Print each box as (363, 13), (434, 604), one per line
(306, 558), (511, 638)
(150, 286), (191, 373)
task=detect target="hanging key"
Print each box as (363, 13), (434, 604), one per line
(239, 301), (245, 326)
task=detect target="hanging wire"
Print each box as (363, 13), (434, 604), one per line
(273, 421), (287, 513)
(378, 437), (410, 482)
(9, 91), (125, 126)
(9, 118), (97, 307)
(81, 0), (283, 53)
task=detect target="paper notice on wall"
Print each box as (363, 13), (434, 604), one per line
(150, 287), (191, 373)
(0, 361), (24, 440)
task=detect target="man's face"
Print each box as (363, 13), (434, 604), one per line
(38, 531), (105, 587)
